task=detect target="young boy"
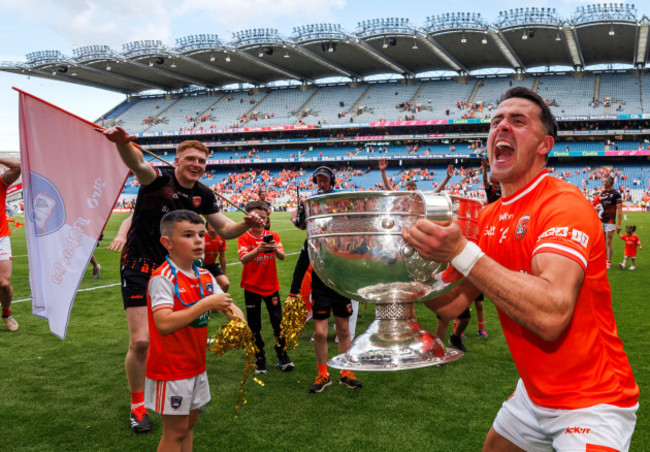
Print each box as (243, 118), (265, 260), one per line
(204, 222), (230, 292)
(619, 225), (643, 270)
(238, 201), (294, 374)
(145, 210), (244, 450)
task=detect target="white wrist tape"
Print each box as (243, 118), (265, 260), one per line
(451, 241), (484, 277)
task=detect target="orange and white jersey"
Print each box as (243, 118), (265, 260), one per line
(146, 258), (220, 381)
(478, 170), (638, 409)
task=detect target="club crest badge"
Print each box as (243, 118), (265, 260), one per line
(515, 215), (530, 241)
(193, 196), (201, 208)
(272, 296), (279, 306)
(170, 396), (183, 409)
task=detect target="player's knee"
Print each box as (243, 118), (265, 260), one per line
(130, 338), (149, 358)
(313, 326), (328, 342)
(0, 276), (12, 291)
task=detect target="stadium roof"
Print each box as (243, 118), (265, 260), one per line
(1, 3), (649, 95)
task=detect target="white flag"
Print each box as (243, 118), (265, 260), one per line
(17, 89), (129, 339)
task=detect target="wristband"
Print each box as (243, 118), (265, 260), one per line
(451, 241), (484, 277)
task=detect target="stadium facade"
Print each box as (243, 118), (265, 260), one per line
(2, 3), (650, 209)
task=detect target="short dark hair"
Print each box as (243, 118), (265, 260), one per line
(160, 209), (204, 236)
(405, 181), (417, 189)
(244, 200), (269, 214)
(498, 87), (557, 140)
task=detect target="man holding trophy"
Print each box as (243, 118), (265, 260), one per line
(403, 87), (638, 451)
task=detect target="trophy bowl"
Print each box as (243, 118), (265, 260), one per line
(305, 190), (482, 371)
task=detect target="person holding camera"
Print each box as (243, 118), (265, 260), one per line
(289, 167), (363, 393)
(238, 201), (294, 374)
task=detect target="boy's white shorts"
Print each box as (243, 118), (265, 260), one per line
(145, 371), (210, 415)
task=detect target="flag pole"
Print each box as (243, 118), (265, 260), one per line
(138, 146), (247, 214)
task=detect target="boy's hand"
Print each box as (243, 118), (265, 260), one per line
(259, 241), (276, 253)
(205, 293), (234, 312)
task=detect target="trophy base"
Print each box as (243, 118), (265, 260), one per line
(327, 305), (464, 371)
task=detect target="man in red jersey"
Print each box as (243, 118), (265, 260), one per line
(403, 87), (638, 451)
(0, 158), (21, 332)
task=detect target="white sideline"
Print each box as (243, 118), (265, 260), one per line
(13, 251), (302, 303)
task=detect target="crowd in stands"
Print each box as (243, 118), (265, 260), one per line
(117, 160), (650, 213)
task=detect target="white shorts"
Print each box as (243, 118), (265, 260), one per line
(493, 379), (638, 452)
(145, 371), (211, 415)
(0, 236), (12, 261)
(602, 223), (617, 233)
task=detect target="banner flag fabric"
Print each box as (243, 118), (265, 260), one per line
(17, 89), (129, 339)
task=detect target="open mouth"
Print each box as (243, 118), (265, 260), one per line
(494, 140), (514, 163)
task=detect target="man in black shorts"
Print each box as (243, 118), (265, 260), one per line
(99, 126), (263, 433)
(287, 166), (363, 393)
(599, 175), (622, 269)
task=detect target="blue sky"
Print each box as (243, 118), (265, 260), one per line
(0, 0), (594, 150)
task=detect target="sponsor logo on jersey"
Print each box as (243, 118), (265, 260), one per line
(499, 213), (513, 221)
(484, 226), (496, 236)
(193, 196), (201, 208)
(564, 426), (591, 434)
(170, 396), (183, 409)
(514, 215), (530, 241)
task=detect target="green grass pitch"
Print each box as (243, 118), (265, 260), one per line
(2, 210), (648, 451)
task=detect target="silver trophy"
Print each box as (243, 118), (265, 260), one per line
(305, 191), (482, 371)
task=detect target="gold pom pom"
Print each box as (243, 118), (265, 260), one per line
(209, 311), (260, 417)
(279, 295), (308, 350)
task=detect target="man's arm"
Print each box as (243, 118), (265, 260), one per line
(0, 158), (21, 186)
(481, 158), (490, 187)
(616, 202), (623, 233)
(403, 219), (584, 342)
(378, 158), (394, 190)
(108, 214), (133, 252)
(97, 127), (157, 185)
(218, 249), (227, 275)
(205, 211), (262, 240)
(433, 164), (453, 193)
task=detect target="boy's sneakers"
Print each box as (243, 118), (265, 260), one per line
(477, 328), (488, 338)
(339, 373), (363, 389)
(130, 405), (152, 434)
(277, 351), (294, 372)
(254, 358), (267, 374)
(629, 266), (636, 270)
(308, 374), (331, 393)
(2, 315), (18, 332)
(92, 264), (101, 279)
(619, 263), (625, 270)
(448, 333), (468, 352)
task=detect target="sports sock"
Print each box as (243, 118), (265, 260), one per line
(2, 308), (11, 317)
(341, 370), (354, 378)
(131, 391), (145, 411)
(478, 321), (485, 330)
(317, 364), (328, 378)
(452, 319), (459, 333)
